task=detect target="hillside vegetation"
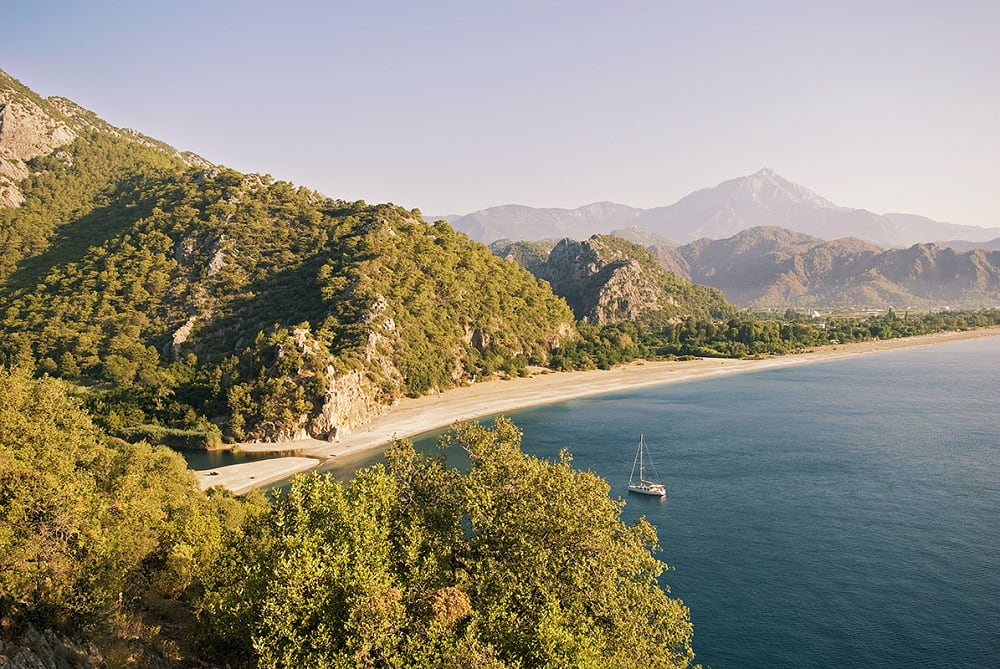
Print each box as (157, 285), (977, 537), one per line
(5, 64), (1000, 669)
(0, 372), (697, 667)
(0, 70), (574, 443)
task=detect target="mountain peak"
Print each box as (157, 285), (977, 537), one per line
(728, 167), (843, 212)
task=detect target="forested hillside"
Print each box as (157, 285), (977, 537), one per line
(5, 63), (1000, 669)
(0, 69), (574, 444)
(1, 67), (701, 664)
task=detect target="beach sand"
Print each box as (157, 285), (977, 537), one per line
(197, 326), (1000, 493)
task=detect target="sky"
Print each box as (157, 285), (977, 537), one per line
(4, 1), (999, 227)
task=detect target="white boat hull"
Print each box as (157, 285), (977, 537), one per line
(628, 483), (666, 497)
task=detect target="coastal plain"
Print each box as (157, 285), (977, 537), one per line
(197, 326), (1000, 493)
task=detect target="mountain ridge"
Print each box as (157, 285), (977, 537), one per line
(0, 68), (208, 208)
(442, 201), (643, 244)
(650, 226), (1000, 308)
(441, 167), (1000, 248)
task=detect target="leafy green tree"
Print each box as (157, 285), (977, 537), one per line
(0, 367), (244, 631)
(200, 418), (697, 668)
(454, 419), (694, 667)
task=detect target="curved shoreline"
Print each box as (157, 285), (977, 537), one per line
(197, 326), (1000, 493)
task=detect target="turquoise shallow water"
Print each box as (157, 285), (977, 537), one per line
(404, 337), (1000, 668)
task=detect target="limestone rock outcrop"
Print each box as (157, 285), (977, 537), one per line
(539, 237), (662, 323)
(0, 71), (77, 207)
(0, 626), (102, 669)
(309, 368), (386, 440)
(240, 327), (391, 443)
(534, 235), (731, 324)
(0, 68), (210, 209)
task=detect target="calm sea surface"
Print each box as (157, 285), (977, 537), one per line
(210, 337), (1000, 667)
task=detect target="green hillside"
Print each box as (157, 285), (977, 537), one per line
(0, 71), (574, 443)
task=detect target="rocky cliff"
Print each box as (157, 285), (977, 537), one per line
(531, 235), (733, 324)
(539, 237), (663, 323)
(0, 627), (102, 669)
(0, 71), (77, 207)
(0, 68), (207, 209)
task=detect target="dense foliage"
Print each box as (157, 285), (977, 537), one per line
(0, 129), (182, 285)
(0, 127), (573, 442)
(0, 368), (251, 638)
(549, 309), (1000, 370)
(0, 376), (696, 667)
(200, 418), (696, 668)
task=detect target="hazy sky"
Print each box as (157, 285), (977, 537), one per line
(4, 1), (999, 226)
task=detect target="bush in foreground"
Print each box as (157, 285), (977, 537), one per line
(201, 418), (696, 668)
(0, 367), (245, 637)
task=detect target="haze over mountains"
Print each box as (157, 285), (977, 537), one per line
(652, 227), (1000, 309)
(443, 168), (1000, 249)
(494, 227), (1000, 310)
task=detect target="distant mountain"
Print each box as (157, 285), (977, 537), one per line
(650, 226), (1000, 308)
(608, 225), (673, 247)
(934, 237), (1000, 252)
(442, 202), (643, 244)
(442, 168), (1000, 248)
(634, 168), (897, 245)
(880, 212), (999, 248)
(633, 168), (1000, 247)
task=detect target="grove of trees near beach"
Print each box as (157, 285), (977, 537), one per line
(0, 370), (697, 667)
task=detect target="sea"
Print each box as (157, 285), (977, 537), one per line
(191, 336), (1000, 667)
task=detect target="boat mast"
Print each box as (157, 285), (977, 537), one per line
(630, 434), (644, 485)
(639, 434), (646, 482)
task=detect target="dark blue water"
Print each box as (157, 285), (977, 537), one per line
(404, 337), (1000, 668)
(231, 337), (999, 666)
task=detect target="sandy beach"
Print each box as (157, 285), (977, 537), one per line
(196, 326), (1000, 493)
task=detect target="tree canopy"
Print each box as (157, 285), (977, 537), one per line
(0, 367), (248, 634)
(200, 417), (697, 668)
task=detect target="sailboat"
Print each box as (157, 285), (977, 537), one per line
(628, 434), (666, 497)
